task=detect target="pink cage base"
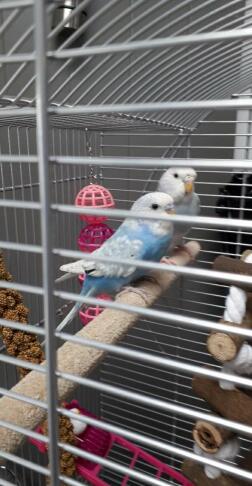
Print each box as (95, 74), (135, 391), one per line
(29, 401), (194, 486)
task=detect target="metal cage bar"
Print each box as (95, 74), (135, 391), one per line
(34, 1), (60, 485)
(1, 2), (252, 486)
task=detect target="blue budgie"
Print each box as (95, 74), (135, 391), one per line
(157, 167), (200, 256)
(57, 192), (175, 331)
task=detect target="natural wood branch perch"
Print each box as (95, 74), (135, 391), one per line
(208, 253), (252, 363)
(182, 459), (249, 486)
(207, 312), (252, 363)
(193, 420), (234, 453)
(240, 448), (252, 473)
(213, 256), (252, 292)
(193, 375), (252, 426)
(185, 251), (252, 486)
(0, 241), (200, 459)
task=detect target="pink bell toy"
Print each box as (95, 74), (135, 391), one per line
(29, 400), (195, 486)
(78, 223), (114, 253)
(79, 293), (112, 326)
(75, 184), (115, 224)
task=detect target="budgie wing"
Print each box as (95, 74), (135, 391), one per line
(172, 192), (200, 246)
(176, 192), (200, 219)
(192, 192), (201, 216)
(60, 230), (145, 278)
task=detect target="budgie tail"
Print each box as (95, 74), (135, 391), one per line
(56, 287), (94, 332)
(55, 272), (75, 284)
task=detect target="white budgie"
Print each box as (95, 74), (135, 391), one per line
(157, 167), (200, 254)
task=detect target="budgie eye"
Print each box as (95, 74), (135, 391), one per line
(151, 203), (159, 210)
(174, 173), (178, 178)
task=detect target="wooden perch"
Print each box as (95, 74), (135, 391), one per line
(193, 375), (252, 426)
(0, 241), (200, 460)
(183, 445), (252, 486)
(184, 251), (252, 486)
(213, 256), (252, 292)
(182, 459), (249, 486)
(208, 253), (252, 363)
(240, 448), (252, 473)
(207, 312), (252, 363)
(193, 420), (233, 453)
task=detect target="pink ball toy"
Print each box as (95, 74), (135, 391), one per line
(78, 223), (114, 253)
(79, 293), (112, 326)
(75, 184), (115, 224)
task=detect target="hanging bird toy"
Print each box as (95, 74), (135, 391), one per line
(74, 181), (115, 326)
(78, 223), (114, 253)
(75, 184), (115, 224)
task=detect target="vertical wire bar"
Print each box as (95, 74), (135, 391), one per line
(59, 129), (69, 279)
(26, 127), (40, 321)
(71, 129), (78, 259)
(34, 1), (60, 485)
(233, 93), (251, 257)
(170, 130), (192, 468)
(52, 128), (60, 249)
(0, 136), (10, 245)
(8, 127), (19, 276)
(65, 129), (72, 257)
(17, 127), (29, 289)
(3, 363), (19, 483)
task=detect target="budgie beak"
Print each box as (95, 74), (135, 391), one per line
(166, 206), (175, 215)
(184, 179), (194, 194)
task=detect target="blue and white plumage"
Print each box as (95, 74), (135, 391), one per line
(57, 192), (175, 331)
(157, 167), (200, 250)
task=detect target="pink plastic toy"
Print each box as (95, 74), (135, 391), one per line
(29, 427), (47, 454)
(77, 434), (195, 486)
(30, 400), (195, 486)
(78, 274), (85, 286)
(78, 276), (111, 326)
(78, 223), (114, 253)
(79, 293), (112, 326)
(75, 184), (115, 224)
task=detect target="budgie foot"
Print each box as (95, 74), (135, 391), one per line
(174, 244), (196, 260)
(161, 243), (195, 266)
(161, 256), (177, 266)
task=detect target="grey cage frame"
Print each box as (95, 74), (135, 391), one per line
(1, 0), (252, 486)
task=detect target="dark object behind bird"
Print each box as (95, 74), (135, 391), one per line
(216, 173), (252, 254)
(0, 465), (22, 486)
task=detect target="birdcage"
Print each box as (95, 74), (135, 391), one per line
(0, 1), (252, 486)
